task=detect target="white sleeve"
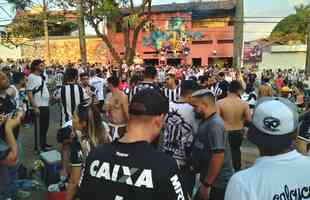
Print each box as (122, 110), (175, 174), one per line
(225, 175), (249, 200)
(26, 75), (37, 91)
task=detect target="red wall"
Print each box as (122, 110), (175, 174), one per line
(108, 12), (234, 66)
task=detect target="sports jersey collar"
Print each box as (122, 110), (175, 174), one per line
(255, 150), (301, 165)
(172, 100), (188, 104)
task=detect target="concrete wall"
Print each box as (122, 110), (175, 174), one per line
(21, 36), (108, 64)
(258, 51), (306, 71)
(0, 45), (21, 60)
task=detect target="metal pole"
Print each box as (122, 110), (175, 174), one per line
(43, 0), (50, 65)
(233, 0), (244, 68)
(306, 17), (310, 75)
(78, 0), (87, 65)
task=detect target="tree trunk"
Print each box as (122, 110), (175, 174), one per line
(101, 34), (122, 65)
(90, 19), (122, 65)
(123, 24), (130, 64)
(127, 20), (148, 65)
(78, 0), (87, 65)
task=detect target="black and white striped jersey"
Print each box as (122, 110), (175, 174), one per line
(210, 83), (223, 99)
(55, 84), (85, 126)
(163, 86), (181, 102)
(129, 82), (161, 102)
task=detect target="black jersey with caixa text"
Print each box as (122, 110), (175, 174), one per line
(77, 141), (188, 200)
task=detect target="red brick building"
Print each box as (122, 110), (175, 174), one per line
(108, 1), (236, 67)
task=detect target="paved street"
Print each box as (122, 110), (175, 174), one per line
(19, 105), (61, 200)
(18, 104), (259, 200)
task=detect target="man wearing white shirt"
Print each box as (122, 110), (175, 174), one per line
(225, 97), (310, 200)
(26, 59), (51, 153)
(89, 70), (106, 111)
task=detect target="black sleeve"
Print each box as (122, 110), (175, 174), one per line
(207, 124), (226, 152)
(159, 160), (189, 200)
(70, 138), (83, 167)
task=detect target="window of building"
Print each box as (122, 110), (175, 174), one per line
(192, 40), (213, 45)
(167, 58), (181, 66)
(192, 58), (202, 66)
(143, 51), (158, 55)
(217, 39), (234, 44)
(144, 59), (159, 66)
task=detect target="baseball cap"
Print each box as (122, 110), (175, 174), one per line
(181, 80), (199, 93)
(191, 89), (215, 98)
(129, 89), (169, 116)
(248, 97), (299, 150)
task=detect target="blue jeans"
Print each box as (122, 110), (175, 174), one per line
(9, 167), (18, 199)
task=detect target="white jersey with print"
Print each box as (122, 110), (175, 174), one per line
(89, 76), (106, 101)
(161, 101), (198, 164)
(225, 150), (310, 200)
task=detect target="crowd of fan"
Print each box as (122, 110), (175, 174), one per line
(0, 58), (309, 200)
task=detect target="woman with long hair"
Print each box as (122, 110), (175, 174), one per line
(66, 100), (111, 200)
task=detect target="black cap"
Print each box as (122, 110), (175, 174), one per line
(30, 59), (44, 71)
(181, 80), (199, 93)
(129, 89), (169, 116)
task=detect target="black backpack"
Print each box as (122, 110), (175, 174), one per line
(32, 75), (45, 96)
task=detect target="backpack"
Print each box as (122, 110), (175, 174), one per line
(32, 75), (45, 96)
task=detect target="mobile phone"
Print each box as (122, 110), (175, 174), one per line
(298, 136), (310, 143)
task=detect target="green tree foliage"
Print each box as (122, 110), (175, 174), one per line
(55, 0), (152, 65)
(8, 14), (78, 38)
(1, 0), (78, 47)
(6, 0), (32, 10)
(270, 4), (310, 44)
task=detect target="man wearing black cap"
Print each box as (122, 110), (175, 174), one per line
(189, 89), (234, 200)
(77, 89), (189, 200)
(26, 59), (51, 153)
(225, 97), (310, 200)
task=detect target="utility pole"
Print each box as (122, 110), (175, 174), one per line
(43, 0), (50, 65)
(78, 0), (87, 66)
(306, 16), (310, 75)
(233, 0), (244, 68)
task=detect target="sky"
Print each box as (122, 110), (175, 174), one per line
(1, 0), (310, 41)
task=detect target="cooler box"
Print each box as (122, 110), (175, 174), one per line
(40, 150), (61, 185)
(47, 191), (66, 200)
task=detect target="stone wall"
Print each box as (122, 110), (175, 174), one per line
(21, 36), (108, 64)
